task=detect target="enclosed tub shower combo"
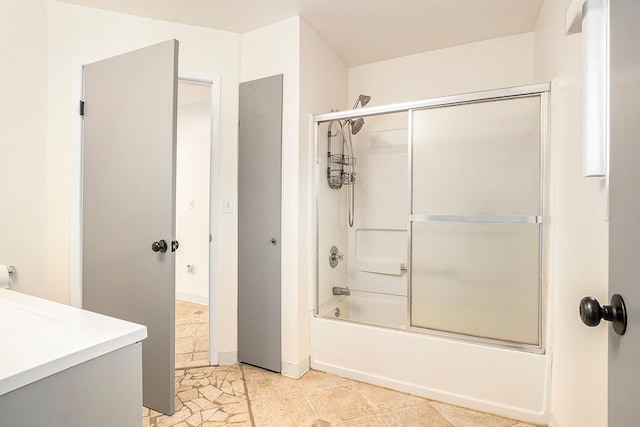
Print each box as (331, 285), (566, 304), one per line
(311, 84), (550, 424)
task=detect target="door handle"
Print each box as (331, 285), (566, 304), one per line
(151, 239), (168, 253)
(270, 238), (277, 245)
(171, 240), (179, 252)
(579, 294), (627, 335)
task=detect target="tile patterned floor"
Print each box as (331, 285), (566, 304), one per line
(164, 301), (542, 426)
(144, 363), (543, 427)
(176, 300), (209, 370)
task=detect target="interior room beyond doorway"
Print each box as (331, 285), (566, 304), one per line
(175, 79), (212, 369)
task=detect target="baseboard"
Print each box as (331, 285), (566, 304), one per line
(176, 292), (209, 306)
(281, 356), (310, 379)
(218, 350), (238, 366)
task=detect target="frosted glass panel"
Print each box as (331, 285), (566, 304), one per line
(411, 222), (540, 345)
(412, 96), (540, 216)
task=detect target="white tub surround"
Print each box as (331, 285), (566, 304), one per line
(0, 288), (147, 427)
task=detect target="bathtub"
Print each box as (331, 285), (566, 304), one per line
(310, 295), (551, 425)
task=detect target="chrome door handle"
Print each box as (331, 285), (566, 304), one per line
(151, 239), (168, 253)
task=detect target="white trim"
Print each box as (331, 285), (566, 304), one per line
(176, 292), (209, 306)
(70, 57), (96, 308)
(218, 350), (238, 366)
(281, 356), (311, 379)
(210, 76), (221, 367)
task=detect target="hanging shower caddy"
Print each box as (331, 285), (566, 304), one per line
(327, 153), (356, 189)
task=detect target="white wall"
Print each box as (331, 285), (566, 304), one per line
(349, 32), (535, 107)
(46, 1), (241, 356)
(0, 0), (48, 299)
(534, 2), (609, 426)
(299, 17), (349, 354)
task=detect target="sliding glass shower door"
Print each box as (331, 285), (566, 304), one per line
(410, 95), (545, 347)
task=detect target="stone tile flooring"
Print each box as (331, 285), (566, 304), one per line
(144, 363), (542, 427)
(176, 300), (209, 369)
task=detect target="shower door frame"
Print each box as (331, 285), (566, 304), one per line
(313, 83), (550, 353)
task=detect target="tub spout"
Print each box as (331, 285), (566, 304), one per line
(332, 286), (351, 296)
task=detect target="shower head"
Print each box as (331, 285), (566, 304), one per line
(350, 118), (365, 135)
(352, 94), (371, 109)
(347, 95), (370, 135)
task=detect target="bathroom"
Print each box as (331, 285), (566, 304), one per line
(0, 0), (634, 426)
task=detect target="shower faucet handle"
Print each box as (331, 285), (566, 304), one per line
(329, 246), (343, 268)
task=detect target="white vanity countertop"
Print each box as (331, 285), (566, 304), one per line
(0, 288), (147, 396)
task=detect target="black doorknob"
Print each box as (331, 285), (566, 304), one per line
(151, 239), (168, 253)
(579, 294), (627, 335)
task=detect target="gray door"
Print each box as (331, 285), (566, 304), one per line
(238, 75), (283, 372)
(82, 40), (178, 415)
(608, 2), (640, 425)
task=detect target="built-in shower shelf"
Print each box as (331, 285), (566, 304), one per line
(329, 154), (356, 166)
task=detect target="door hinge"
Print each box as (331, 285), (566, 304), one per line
(79, 100), (85, 116)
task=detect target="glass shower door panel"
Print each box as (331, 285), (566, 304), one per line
(412, 96), (540, 216)
(410, 95), (542, 346)
(411, 222), (540, 344)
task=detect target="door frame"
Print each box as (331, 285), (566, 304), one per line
(70, 61), (221, 366)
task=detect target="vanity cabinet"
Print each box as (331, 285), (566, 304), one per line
(0, 288), (147, 427)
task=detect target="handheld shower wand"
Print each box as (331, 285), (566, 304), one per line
(325, 95), (371, 227)
(345, 94), (371, 227)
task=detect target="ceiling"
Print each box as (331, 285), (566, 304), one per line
(56, 0), (544, 67)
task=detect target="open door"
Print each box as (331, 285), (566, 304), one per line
(82, 40), (179, 415)
(608, 1), (640, 425)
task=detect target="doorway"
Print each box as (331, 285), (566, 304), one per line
(70, 71), (221, 369)
(175, 79), (212, 369)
